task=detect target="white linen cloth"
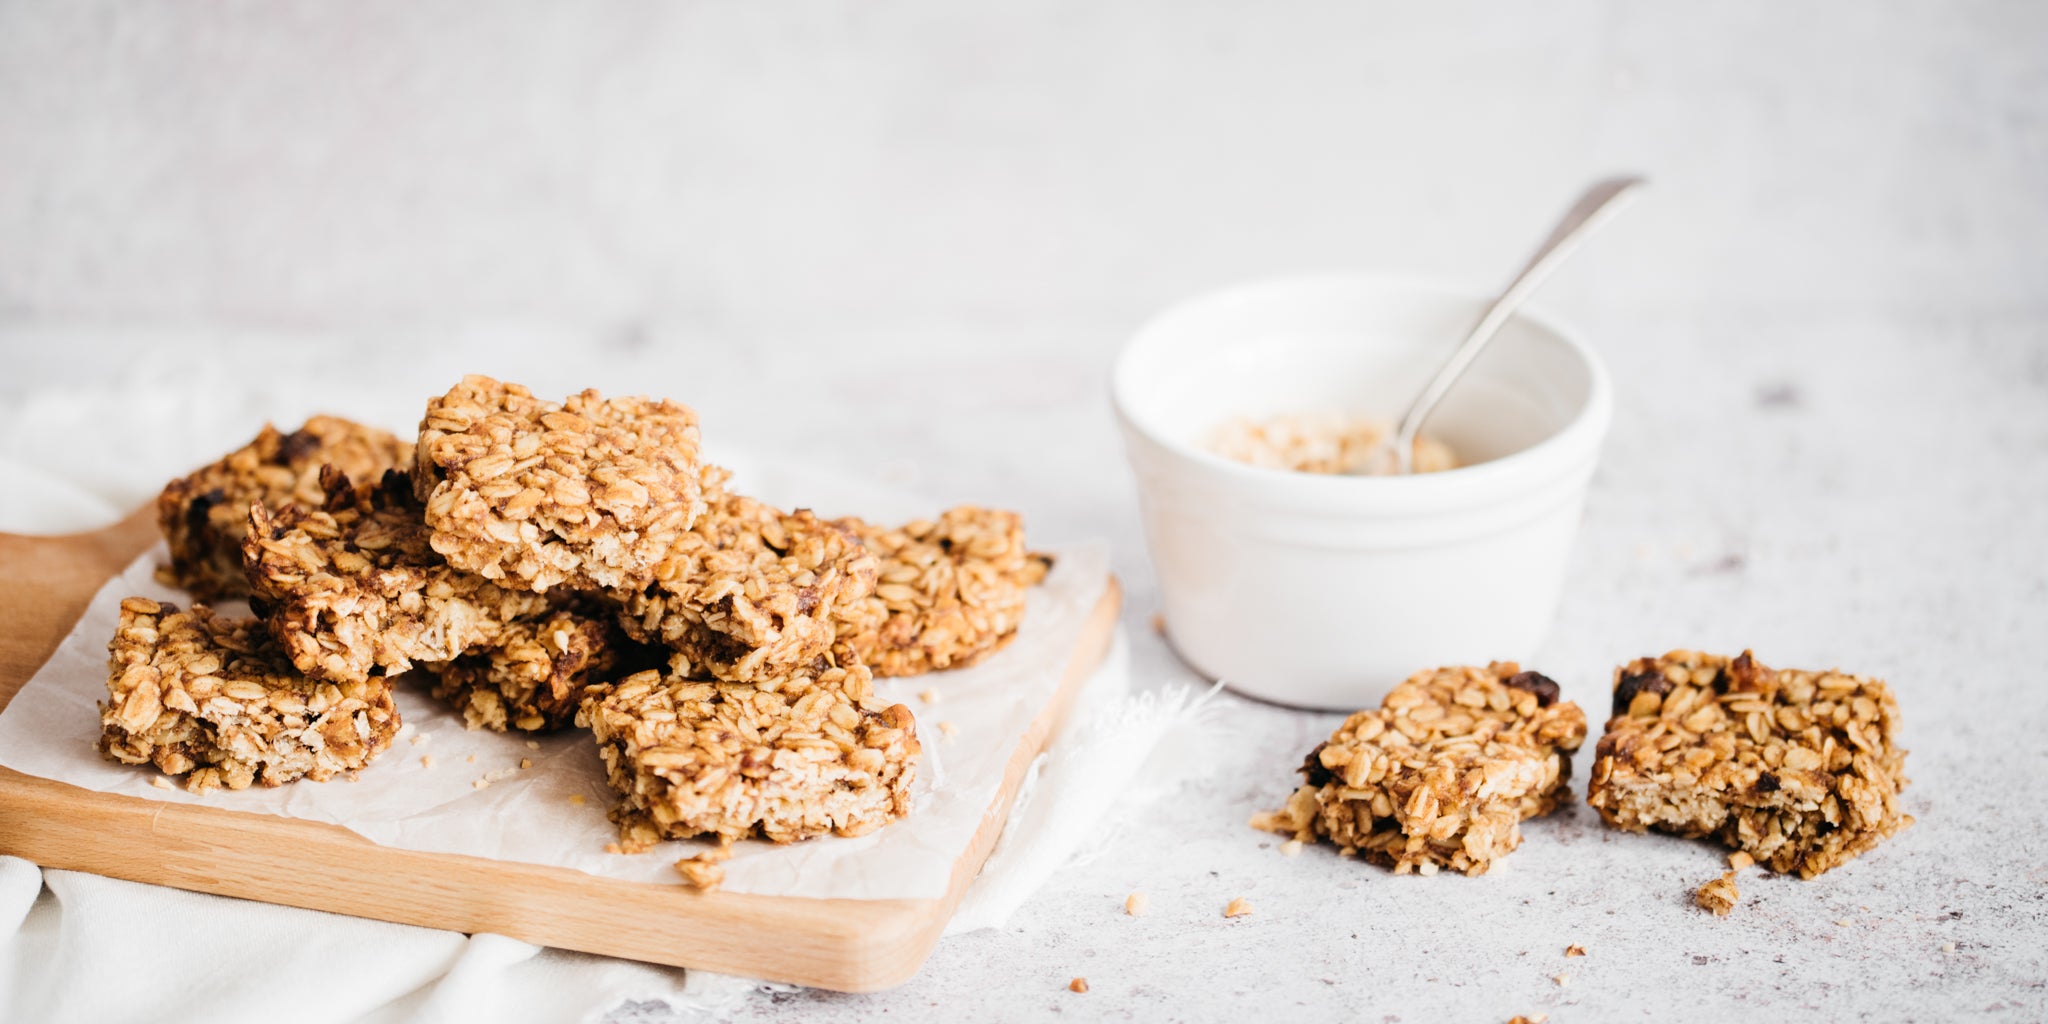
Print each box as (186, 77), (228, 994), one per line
(0, 389), (1199, 1022)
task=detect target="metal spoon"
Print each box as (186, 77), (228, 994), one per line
(1367, 175), (1646, 475)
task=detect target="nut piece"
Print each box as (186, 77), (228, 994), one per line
(431, 604), (650, 732)
(1586, 650), (1913, 878)
(155, 417), (411, 601)
(243, 468), (553, 683)
(1251, 663), (1588, 876)
(1565, 944), (1587, 958)
(1695, 871), (1740, 916)
(673, 844), (735, 890)
(99, 599), (400, 791)
(834, 507), (1052, 677)
(1223, 897), (1254, 918)
(582, 662), (917, 847)
(414, 375), (707, 592)
(618, 471), (878, 683)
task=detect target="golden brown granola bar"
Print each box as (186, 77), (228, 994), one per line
(155, 417), (412, 601)
(243, 468), (553, 684)
(414, 375), (707, 593)
(581, 661), (917, 848)
(1586, 650), (1912, 878)
(618, 474), (878, 683)
(1252, 663), (1588, 876)
(429, 604), (648, 732)
(100, 597), (400, 792)
(832, 507), (1052, 677)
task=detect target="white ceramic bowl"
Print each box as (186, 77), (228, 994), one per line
(1112, 273), (1612, 710)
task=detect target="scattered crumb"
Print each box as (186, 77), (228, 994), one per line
(1552, 973), (1570, 987)
(472, 778), (490, 790)
(1068, 977), (1089, 994)
(1565, 944), (1586, 958)
(1507, 1015), (1550, 1024)
(525, 740), (540, 750)
(1149, 612), (1165, 635)
(1696, 872), (1740, 916)
(569, 794), (587, 806)
(1125, 891), (1149, 916)
(937, 721), (959, 739)
(1280, 839), (1304, 858)
(1940, 941), (1957, 954)
(919, 688), (941, 704)
(519, 758), (533, 770)
(1834, 919), (1853, 927)
(1224, 897), (1253, 918)
(420, 755), (434, 769)
(478, 766), (518, 786)
(1727, 851), (1755, 872)
(465, 754), (476, 764)
(410, 733), (430, 746)
(149, 776), (173, 790)
(604, 842), (623, 855)
(674, 846), (734, 889)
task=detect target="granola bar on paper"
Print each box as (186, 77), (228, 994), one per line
(1252, 664), (1588, 876)
(1586, 650), (1912, 878)
(617, 471), (878, 683)
(99, 598), (400, 792)
(414, 375), (707, 593)
(155, 416), (412, 601)
(580, 660), (915, 848)
(243, 467), (552, 683)
(832, 507), (1052, 677)
(429, 605), (648, 733)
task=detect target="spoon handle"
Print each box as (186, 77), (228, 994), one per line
(1389, 175), (1646, 472)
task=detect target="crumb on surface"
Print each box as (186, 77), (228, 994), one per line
(1149, 612), (1165, 635)
(1565, 944), (1586, 958)
(1728, 851), (1755, 872)
(1124, 891), (1149, 916)
(520, 757), (533, 770)
(1695, 872), (1740, 916)
(1224, 897), (1253, 918)
(1551, 973), (1570, 987)
(421, 755), (434, 768)
(937, 720), (959, 739)
(1280, 839), (1304, 857)
(570, 794), (587, 806)
(1940, 941), (1957, 954)
(919, 688), (940, 704)
(149, 776), (173, 790)
(1068, 977), (1089, 994)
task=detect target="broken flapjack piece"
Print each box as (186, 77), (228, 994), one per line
(1586, 650), (1912, 878)
(618, 470), (878, 684)
(833, 507), (1051, 677)
(99, 598), (400, 792)
(243, 467), (555, 684)
(1252, 663), (1587, 876)
(430, 605), (649, 732)
(581, 660), (916, 849)
(673, 844), (735, 890)
(155, 416), (411, 602)
(414, 375), (708, 593)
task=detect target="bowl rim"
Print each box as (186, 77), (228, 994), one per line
(1110, 271), (1613, 506)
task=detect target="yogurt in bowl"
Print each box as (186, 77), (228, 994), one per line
(1111, 273), (1612, 710)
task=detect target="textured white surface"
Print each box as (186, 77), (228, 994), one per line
(3, 3), (2046, 1021)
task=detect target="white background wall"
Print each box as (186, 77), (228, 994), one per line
(5, 3), (2042, 336)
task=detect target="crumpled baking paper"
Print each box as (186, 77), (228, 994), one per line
(0, 454), (1110, 902)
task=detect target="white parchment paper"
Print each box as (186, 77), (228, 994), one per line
(0, 454), (1109, 902)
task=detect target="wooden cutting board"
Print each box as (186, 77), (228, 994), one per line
(0, 507), (1121, 992)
